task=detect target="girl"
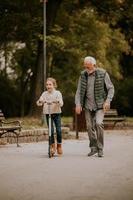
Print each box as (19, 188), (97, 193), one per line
(36, 77), (63, 156)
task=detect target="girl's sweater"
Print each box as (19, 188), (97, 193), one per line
(38, 89), (63, 114)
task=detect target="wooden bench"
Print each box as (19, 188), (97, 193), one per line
(104, 109), (126, 129)
(0, 110), (21, 147)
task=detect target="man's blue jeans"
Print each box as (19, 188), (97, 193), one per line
(46, 113), (62, 144)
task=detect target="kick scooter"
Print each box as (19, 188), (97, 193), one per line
(46, 101), (53, 158)
(37, 100), (56, 158)
(45, 101), (59, 158)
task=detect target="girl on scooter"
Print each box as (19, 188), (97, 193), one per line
(36, 77), (63, 156)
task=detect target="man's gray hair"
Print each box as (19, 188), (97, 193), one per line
(84, 56), (96, 65)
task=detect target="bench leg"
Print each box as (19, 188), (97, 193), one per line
(75, 113), (79, 139)
(16, 134), (21, 147)
(113, 121), (117, 129)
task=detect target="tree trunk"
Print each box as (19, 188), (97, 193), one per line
(29, 40), (44, 117)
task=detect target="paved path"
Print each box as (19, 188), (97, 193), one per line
(0, 130), (133, 200)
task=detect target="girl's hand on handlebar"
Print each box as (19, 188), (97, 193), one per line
(36, 100), (43, 106)
(44, 101), (59, 104)
(53, 101), (59, 104)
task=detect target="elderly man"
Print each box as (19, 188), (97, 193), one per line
(75, 56), (114, 157)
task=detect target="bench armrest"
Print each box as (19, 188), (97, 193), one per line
(1, 120), (22, 127)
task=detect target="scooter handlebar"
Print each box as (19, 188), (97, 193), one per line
(44, 101), (59, 105)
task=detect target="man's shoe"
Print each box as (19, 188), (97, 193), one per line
(88, 149), (97, 157)
(98, 150), (104, 157)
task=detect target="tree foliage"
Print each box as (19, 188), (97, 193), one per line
(0, 0), (132, 116)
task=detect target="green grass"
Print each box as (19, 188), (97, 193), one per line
(62, 116), (73, 124)
(5, 117), (45, 129)
(6, 116), (133, 130)
(6, 116), (73, 129)
(126, 117), (133, 122)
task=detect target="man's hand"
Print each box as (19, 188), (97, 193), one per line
(75, 105), (82, 115)
(103, 101), (110, 113)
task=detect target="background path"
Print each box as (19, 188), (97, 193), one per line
(0, 130), (133, 200)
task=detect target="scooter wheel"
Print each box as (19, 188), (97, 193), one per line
(48, 147), (54, 158)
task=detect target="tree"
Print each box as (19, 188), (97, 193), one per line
(0, 0), (132, 117)
(0, 0), (43, 117)
(44, 2), (129, 115)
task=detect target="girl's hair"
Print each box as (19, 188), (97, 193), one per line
(46, 77), (57, 88)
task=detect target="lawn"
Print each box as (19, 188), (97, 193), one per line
(5, 116), (133, 130)
(6, 116), (73, 130)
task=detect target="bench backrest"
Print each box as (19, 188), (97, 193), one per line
(104, 109), (118, 117)
(0, 110), (5, 124)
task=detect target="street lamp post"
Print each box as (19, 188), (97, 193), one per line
(39, 0), (47, 123)
(40, 0), (47, 89)
(43, 0), (47, 90)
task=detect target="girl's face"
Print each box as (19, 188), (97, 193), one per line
(46, 80), (54, 92)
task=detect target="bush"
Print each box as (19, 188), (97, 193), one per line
(114, 78), (133, 116)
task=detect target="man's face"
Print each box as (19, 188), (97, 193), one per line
(84, 61), (95, 71)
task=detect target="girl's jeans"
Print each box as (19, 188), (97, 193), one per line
(46, 113), (62, 144)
